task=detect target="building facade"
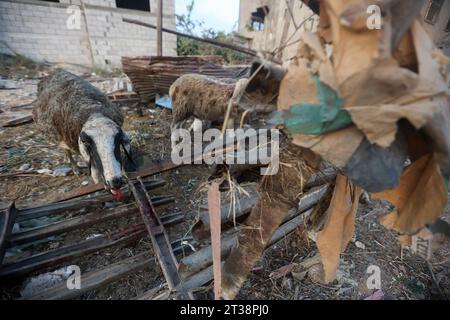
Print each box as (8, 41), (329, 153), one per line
(238, 0), (450, 61)
(0, 0), (177, 69)
(238, 0), (319, 62)
(421, 0), (450, 56)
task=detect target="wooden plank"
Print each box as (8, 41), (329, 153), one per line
(49, 140), (240, 204)
(8, 196), (174, 247)
(193, 183), (330, 239)
(2, 115), (33, 127)
(24, 253), (153, 300)
(207, 180), (222, 299)
(128, 179), (193, 300)
(0, 225), (146, 279)
(16, 180), (166, 222)
(23, 239), (191, 300)
(0, 202), (17, 266)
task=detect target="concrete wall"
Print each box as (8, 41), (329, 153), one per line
(238, 0), (450, 62)
(0, 0), (177, 69)
(421, 0), (450, 49)
(238, 0), (318, 62)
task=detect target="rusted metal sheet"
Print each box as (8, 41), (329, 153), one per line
(128, 178), (193, 300)
(122, 55), (247, 103)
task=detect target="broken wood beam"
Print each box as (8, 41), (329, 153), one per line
(23, 179), (166, 218)
(135, 285), (166, 300)
(23, 238), (192, 300)
(8, 196), (174, 247)
(122, 18), (257, 56)
(2, 115), (33, 127)
(0, 202), (17, 266)
(176, 208), (314, 291)
(193, 183), (330, 240)
(179, 202), (317, 280)
(0, 224), (146, 279)
(304, 167), (337, 189)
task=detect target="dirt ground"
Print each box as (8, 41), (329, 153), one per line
(0, 65), (449, 300)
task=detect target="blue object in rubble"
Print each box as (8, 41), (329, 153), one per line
(284, 75), (352, 135)
(155, 95), (172, 109)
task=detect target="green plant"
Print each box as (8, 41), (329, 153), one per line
(175, 0), (246, 64)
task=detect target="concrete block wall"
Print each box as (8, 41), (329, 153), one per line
(84, 2), (177, 67)
(0, 0), (93, 66)
(0, 0), (177, 69)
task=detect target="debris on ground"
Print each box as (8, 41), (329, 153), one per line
(1, 0), (449, 302)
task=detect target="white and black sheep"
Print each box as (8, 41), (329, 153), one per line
(32, 69), (132, 199)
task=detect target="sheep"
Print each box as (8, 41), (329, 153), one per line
(169, 59), (286, 148)
(169, 75), (239, 135)
(32, 69), (132, 199)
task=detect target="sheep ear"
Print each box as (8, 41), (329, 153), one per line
(120, 137), (136, 172)
(87, 160), (92, 176)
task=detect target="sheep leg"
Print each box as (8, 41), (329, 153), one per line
(226, 117), (235, 130)
(64, 149), (81, 176)
(171, 119), (188, 150)
(188, 118), (203, 133)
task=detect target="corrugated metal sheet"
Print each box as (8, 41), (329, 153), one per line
(122, 56), (248, 103)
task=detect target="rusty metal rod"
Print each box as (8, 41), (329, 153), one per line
(122, 18), (257, 56)
(16, 179), (166, 222)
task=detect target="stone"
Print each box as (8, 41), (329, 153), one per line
(0, 79), (19, 89)
(18, 163), (31, 171)
(37, 168), (53, 175)
(355, 241), (366, 250)
(53, 166), (72, 177)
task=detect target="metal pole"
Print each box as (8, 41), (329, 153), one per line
(156, 0), (163, 56)
(123, 18), (257, 56)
